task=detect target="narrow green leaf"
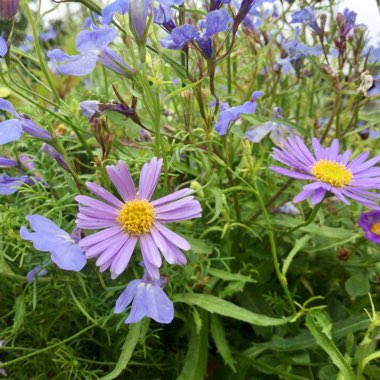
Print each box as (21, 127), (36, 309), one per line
(177, 311), (208, 380)
(173, 293), (290, 326)
(162, 76), (206, 105)
(207, 188), (224, 224)
(282, 235), (310, 277)
(13, 294), (26, 334)
(208, 268), (256, 283)
(99, 322), (142, 380)
(305, 311), (355, 380)
(210, 315), (237, 372)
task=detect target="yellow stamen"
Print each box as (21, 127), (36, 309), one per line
(370, 223), (380, 236)
(116, 200), (154, 236)
(310, 159), (352, 187)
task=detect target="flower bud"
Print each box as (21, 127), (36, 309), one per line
(129, 0), (152, 41)
(0, 0), (20, 19)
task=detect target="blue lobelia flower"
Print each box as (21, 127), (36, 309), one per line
(40, 26), (57, 42)
(0, 99), (51, 144)
(154, 4), (175, 32)
(114, 268), (174, 324)
(0, 156), (17, 167)
(0, 36), (7, 57)
(47, 27), (134, 76)
(40, 143), (70, 172)
(160, 24), (198, 50)
(26, 266), (48, 283)
(245, 106), (295, 146)
(214, 91), (263, 136)
(290, 6), (320, 34)
(0, 173), (35, 195)
(277, 27), (322, 73)
(129, 0), (152, 40)
(102, 0), (129, 25)
(20, 215), (87, 271)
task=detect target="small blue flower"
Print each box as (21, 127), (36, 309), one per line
(26, 266), (48, 283)
(40, 26), (57, 42)
(290, 6), (320, 34)
(245, 107), (295, 146)
(47, 27), (134, 76)
(0, 173), (35, 195)
(160, 24), (198, 50)
(102, 0), (129, 25)
(80, 100), (100, 119)
(0, 36), (7, 57)
(114, 270), (174, 324)
(129, 0), (152, 40)
(0, 99), (51, 144)
(20, 215), (87, 271)
(0, 156), (17, 167)
(214, 91), (264, 136)
(40, 143), (70, 172)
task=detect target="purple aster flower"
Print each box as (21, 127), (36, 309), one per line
(0, 173), (35, 195)
(0, 0), (20, 19)
(0, 99), (51, 144)
(246, 107), (295, 146)
(270, 137), (380, 208)
(290, 6), (320, 34)
(114, 268), (174, 324)
(214, 91), (263, 136)
(0, 36), (7, 57)
(26, 265), (48, 283)
(47, 27), (134, 76)
(20, 215), (87, 271)
(40, 143), (70, 172)
(76, 157), (202, 279)
(358, 211), (380, 244)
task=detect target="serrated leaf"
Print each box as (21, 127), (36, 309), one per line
(208, 268), (256, 283)
(173, 293), (290, 326)
(210, 315), (237, 372)
(305, 310), (355, 380)
(207, 188), (224, 224)
(13, 294), (26, 334)
(177, 311), (208, 380)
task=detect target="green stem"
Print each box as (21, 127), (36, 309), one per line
(289, 203), (322, 233)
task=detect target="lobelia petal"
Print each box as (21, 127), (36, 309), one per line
(51, 243), (87, 271)
(0, 99), (19, 117)
(26, 214), (68, 236)
(48, 50), (99, 76)
(145, 284), (174, 324)
(102, 0), (130, 25)
(125, 284), (148, 323)
(20, 228), (67, 252)
(20, 118), (51, 140)
(114, 279), (141, 314)
(0, 119), (23, 145)
(75, 27), (117, 53)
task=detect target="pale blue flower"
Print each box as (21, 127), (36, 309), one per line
(20, 215), (87, 271)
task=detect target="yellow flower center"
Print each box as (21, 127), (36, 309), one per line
(370, 223), (380, 236)
(310, 159), (352, 188)
(116, 200), (155, 236)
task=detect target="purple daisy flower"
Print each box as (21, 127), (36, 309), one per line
(358, 211), (380, 244)
(114, 267), (173, 324)
(270, 137), (380, 208)
(76, 157), (202, 279)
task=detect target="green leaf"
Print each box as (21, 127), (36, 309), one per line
(305, 310), (355, 380)
(282, 235), (310, 277)
(173, 293), (290, 326)
(207, 188), (224, 224)
(13, 294), (26, 334)
(345, 274), (370, 298)
(208, 268), (256, 283)
(177, 311), (208, 380)
(99, 322), (142, 380)
(210, 315), (237, 372)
